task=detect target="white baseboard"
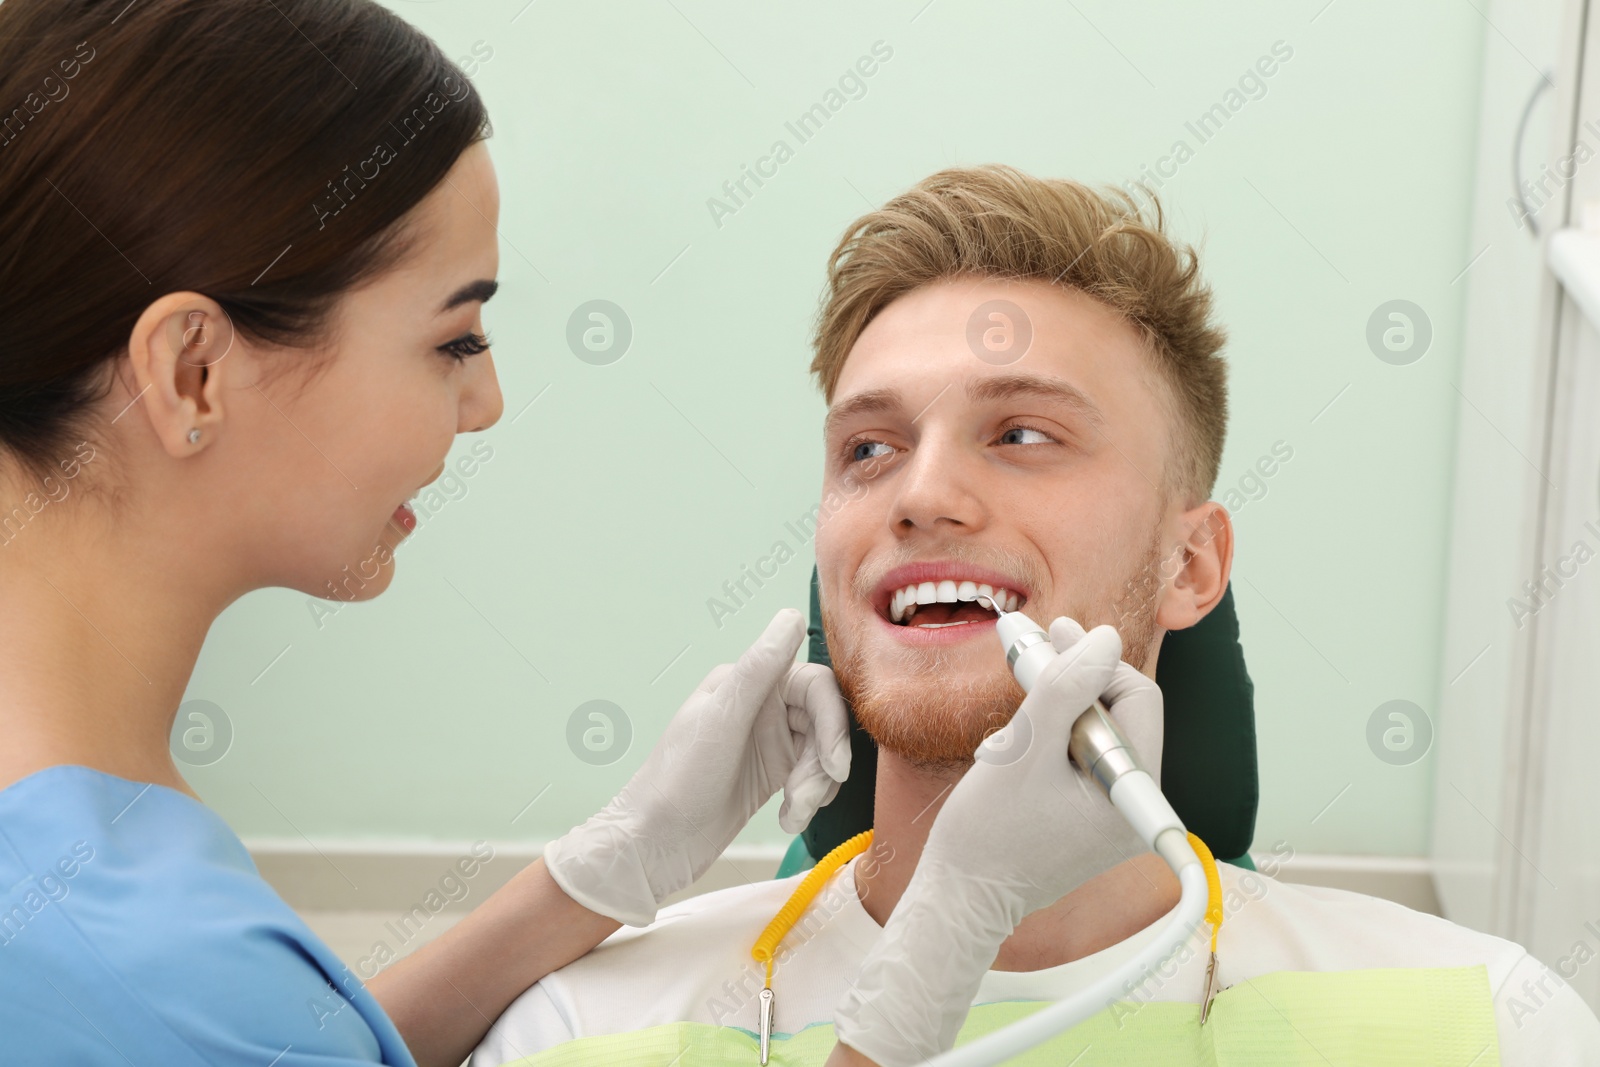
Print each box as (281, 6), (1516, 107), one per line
(247, 839), (1442, 918)
(244, 839), (790, 916)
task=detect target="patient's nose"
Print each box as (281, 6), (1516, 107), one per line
(889, 441), (988, 535)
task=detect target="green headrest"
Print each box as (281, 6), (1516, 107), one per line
(801, 567), (1259, 861)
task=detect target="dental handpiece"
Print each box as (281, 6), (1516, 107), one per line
(923, 602), (1209, 1067)
(977, 594), (1189, 869)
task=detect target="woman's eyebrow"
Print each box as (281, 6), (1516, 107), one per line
(439, 278), (499, 313)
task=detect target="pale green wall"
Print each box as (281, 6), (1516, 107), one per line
(184, 0), (1486, 858)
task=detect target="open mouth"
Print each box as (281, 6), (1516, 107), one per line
(876, 571), (1029, 630)
(396, 462), (448, 512)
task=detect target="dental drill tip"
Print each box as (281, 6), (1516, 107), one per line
(975, 592), (1005, 615)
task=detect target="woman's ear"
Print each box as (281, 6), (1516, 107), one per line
(124, 292), (236, 457)
(1154, 502), (1233, 631)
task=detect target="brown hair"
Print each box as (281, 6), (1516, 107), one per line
(810, 164), (1229, 507)
(0, 0), (490, 489)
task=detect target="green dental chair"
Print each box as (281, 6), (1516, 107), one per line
(776, 566), (1260, 877)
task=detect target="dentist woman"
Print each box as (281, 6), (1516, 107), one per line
(0, 3), (1149, 1066)
(0, 2), (861, 1064)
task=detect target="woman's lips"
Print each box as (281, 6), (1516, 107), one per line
(391, 462), (444, 535)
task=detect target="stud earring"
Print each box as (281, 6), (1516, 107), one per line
(188, 428), (201, 444)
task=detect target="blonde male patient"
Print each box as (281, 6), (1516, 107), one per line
(471, 165), (1600, 1066)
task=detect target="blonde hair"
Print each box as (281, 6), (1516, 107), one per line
(809, 164), (1229, 507)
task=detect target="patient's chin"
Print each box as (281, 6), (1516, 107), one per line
(824, 610), (1040, 766)
(842, 663), (1027, 767)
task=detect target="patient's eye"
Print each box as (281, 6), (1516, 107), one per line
(850, 440), (894, 463)
(997, 425), (1055, 446)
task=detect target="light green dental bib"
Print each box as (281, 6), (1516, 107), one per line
(500, 965), (1500, 1066)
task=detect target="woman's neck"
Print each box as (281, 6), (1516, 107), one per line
(853, 749), (1182, 971)
(0, 496), (222, 798)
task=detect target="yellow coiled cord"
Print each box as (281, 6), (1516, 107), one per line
(751, 829), (875, 987)
(1187, 830), (1224, 952)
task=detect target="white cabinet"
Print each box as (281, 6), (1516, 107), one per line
(1432, 0), (1600, 1012)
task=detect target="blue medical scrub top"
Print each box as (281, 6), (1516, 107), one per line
(0, 765), (418, 1066)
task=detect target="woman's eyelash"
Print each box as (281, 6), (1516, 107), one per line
(439, 330), (492, 361)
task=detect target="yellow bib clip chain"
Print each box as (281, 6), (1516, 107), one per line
(746, 828), (1225, 1061)
(749, 829), (874, 1064)
(1188, 831), (1226, 1024)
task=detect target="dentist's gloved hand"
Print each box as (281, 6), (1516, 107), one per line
(544, 608), (852, 928)
(833, 620), (1165, 1067)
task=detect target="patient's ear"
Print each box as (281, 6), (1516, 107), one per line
(1154, 501), (1233, 631)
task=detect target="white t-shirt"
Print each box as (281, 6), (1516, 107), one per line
(472, 857), (1600, 1066)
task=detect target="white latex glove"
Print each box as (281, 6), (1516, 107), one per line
(544, 608), (851, 928)
(833, 619), (1166, 1066)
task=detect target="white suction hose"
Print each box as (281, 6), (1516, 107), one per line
(917, 607), (1212, 1067)
(919, 834), (1207, 1067)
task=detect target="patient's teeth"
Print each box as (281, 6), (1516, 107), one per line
(889, 578), (1020, 620)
